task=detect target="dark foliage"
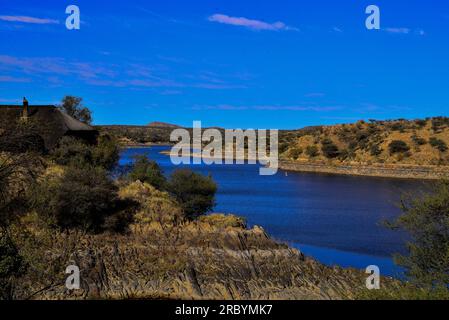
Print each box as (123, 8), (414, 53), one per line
(59, 96), (92, 125)
(167, 169), (217, 220)
(389, 140), (410, 155)
(0, 231), (26, 300)
(370, 144), (383, 156)
(321, 139), (340, 159)
(305, 145), (319, 158)
(127, 155), (166, 190)
(429, 137), (448, 153)
(31, 165), (132, 233)
(50, 135), (119, 171)
(411, 135), (427, 146)
(387, 181), (449, 288)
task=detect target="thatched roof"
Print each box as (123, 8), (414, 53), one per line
(0, 105), (97, 150)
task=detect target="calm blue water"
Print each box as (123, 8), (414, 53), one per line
(120, 146), (429, 278)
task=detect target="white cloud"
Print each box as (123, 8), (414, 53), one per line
(0, 15), (59, 24)
(384, 27), (410, 34)
(208, 14), (298, 31)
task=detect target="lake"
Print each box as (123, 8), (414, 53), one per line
(119, 146), (429, 278)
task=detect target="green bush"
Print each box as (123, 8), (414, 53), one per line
(0, 231), (26, 300)
(388, 140), (410, 155)
(278, 142), (289, 154)
(370, 144), (382, 156)
(31, 165), (130, 233)
(411, 135), (427, 146)
(321, 139), (340, 159)
(429, 137), (448, 152)
(305, 145), (319, 158)
(127, 155), (166, 190)
(167, 169), (217, 220)
(50, 136), (92, 167)
(50, 135), (119, 170)
(92, 134), (120, 170)
(387, 181), (449, 288)
(288, 147), (303, 160)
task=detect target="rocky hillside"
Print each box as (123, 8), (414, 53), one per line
(12, 181), (380, 300)
(280, 117), (449, 166)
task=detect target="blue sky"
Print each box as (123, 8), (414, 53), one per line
(0, 0), (448, 128)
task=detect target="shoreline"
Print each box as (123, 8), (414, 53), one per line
(279, 161), (449, 180)
(124, 145), (449, 180)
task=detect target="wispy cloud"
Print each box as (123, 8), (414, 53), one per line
(0, 15), (59, 25)
(384, 27), (411, 34)
(208, 14), (298, 31)
(383, 27), (426, 36)
(0, 75), (31, 83)
(332, 26), (343, 33)
(0, 55), (247, 91)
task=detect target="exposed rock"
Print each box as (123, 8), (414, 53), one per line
(12, 182), (383, 300)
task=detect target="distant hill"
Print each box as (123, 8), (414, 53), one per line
(147, 121), (182, 129)
(280, 117), (449, 166)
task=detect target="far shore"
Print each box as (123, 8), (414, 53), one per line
(123, 145), (449, 180)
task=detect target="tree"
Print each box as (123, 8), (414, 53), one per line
(0, 153), (42, 228)
(167, 169), (217, 220)
(31, 165), (122, 233)
(50, 135), (119, 171)
(321, 139), (340, 159)
(127, 156), (166, 190)
(305, 145), (319, 158)
(387, 181), (449, 288)
(288, 147), (303, 160)
(429, 138), (448, 153)
(59, 96), (92, 125)
(389, 140), (410, 155)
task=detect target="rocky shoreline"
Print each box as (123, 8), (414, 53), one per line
(279, 161), (449, 180)
(14, 182), (389, 300)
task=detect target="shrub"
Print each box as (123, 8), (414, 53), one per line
(429, 138), (448, 152)
(278, 142), (289, 154)
(288, 147), (303, 160)
(387, 181), (449, 288)
(338, 149), (351, 160)
(305, 145), (319, 158)
(31, 165), (129, 233)
(50, 135), (119, 170)
(92, 134), (120, 170)
(415, 119), (427, 128)
(127, 156), (166, 190)
(0, 231), (26, 300)
(0, 153), (42, 227)
(50, 136), (92, 167)
(388, 140), (410, 155)
(321, 139), (340, 159)
(411, 135), (427, 146)
(167, 169), (217, 220)
(370, 144), (382, 156)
